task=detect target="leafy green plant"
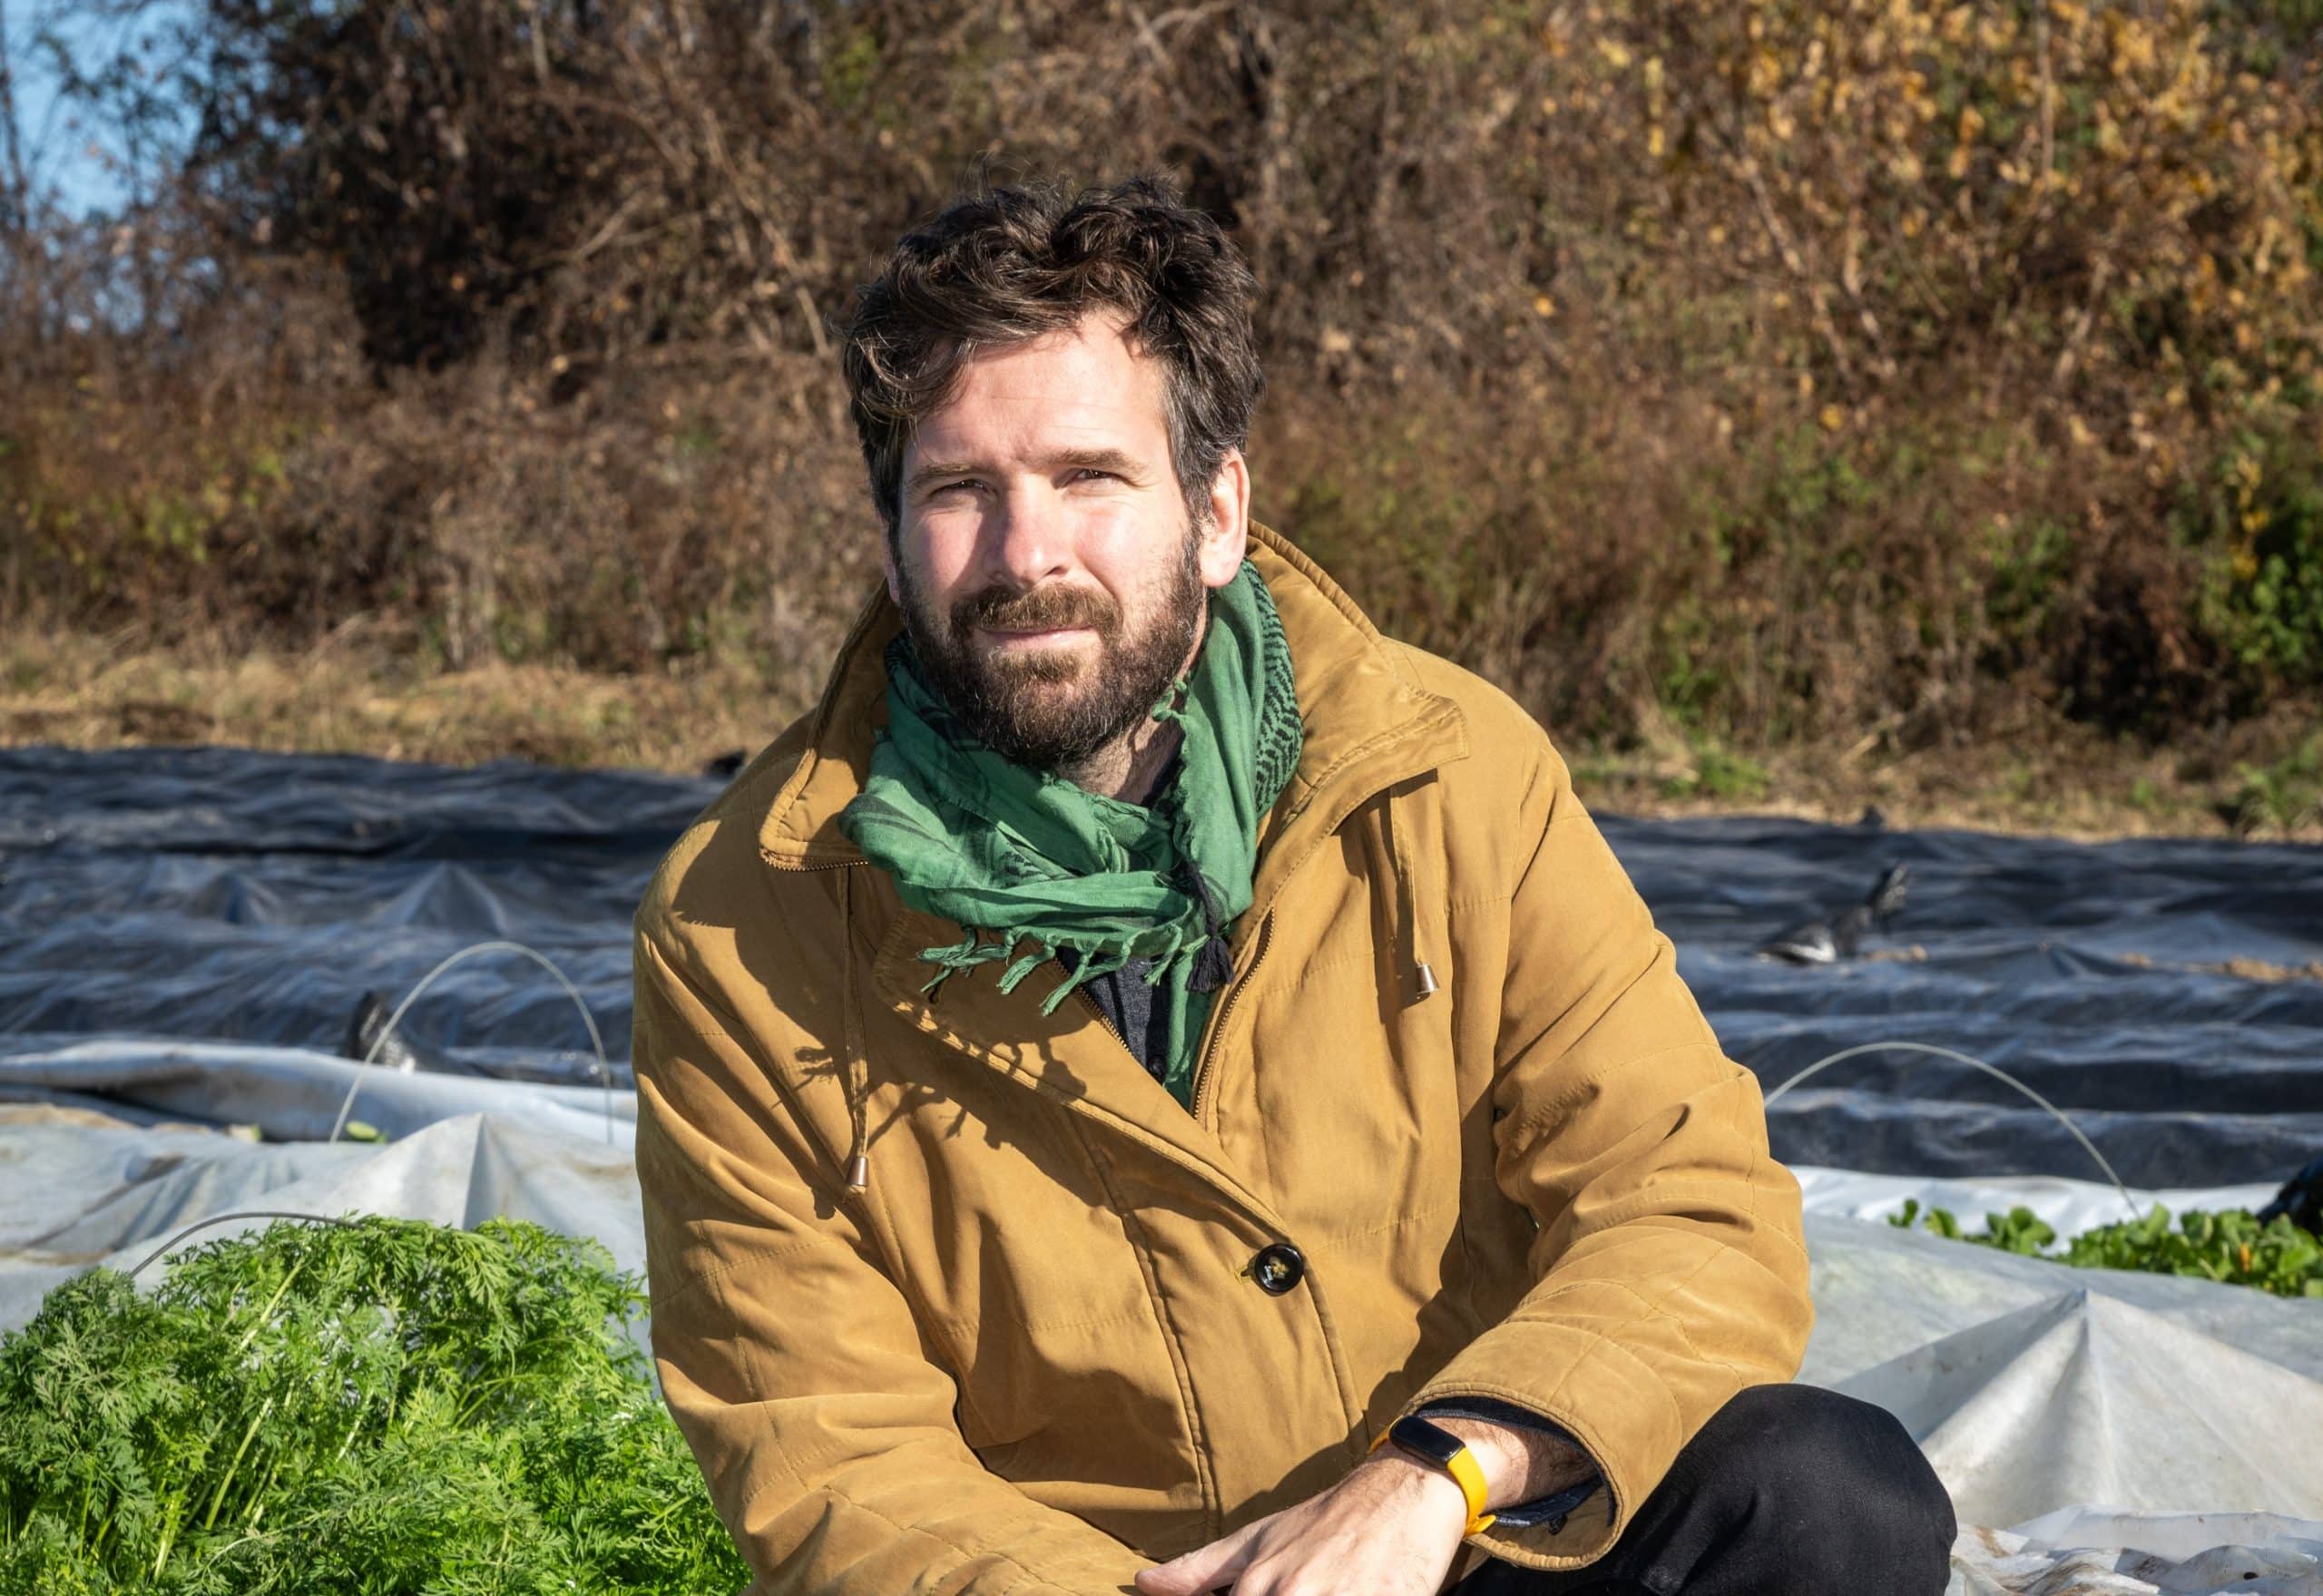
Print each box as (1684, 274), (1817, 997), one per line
(1661, 740), (1772, 803)
(2226, 733), (2323, 837)
(2185, 429), (2323, 690)
(0, 1216), (746, 1594)
(1889, 1199), (2323, 1297)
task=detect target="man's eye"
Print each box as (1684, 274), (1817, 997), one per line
(1072, 468), (1118, 484)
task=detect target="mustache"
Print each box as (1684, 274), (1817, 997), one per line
(951, 583), (1121, 635)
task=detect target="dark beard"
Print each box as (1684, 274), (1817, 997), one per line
(898, 534), (1207, 776)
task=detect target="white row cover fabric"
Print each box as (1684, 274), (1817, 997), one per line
(1950, 1513), (2323, 1595)
(1802, 1213), (2323, 1527)
(0, 1037), (631, 1147)
(0, 1103), (642, 1348)
(1795, 1164), (2285, 1241)
(3, 1083), (2318, 1580)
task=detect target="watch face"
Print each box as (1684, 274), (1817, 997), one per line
(1388, 1415), (1465, 1470)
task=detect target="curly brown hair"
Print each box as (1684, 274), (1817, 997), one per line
(841, 176), (1264, 537)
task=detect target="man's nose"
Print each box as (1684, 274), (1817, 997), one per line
(985, 484), (1074, 590)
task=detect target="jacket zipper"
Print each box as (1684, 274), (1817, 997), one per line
(1070, 909), (1270, 1130)
(1191, 909), (1272, 1127)
(1072, 984), (1132, 1053)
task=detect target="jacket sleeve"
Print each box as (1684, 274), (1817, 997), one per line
(1406, 739), (1813, 1571)
(632, 921), (1152, 1596)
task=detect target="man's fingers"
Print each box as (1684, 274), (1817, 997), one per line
(1134, 1514), (1275, 1596)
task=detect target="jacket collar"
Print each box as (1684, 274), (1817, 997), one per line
(755, 521), (1471, 891)
(773, 523), (1470, 1213)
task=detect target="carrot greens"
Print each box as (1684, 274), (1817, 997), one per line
(0, 1216), (746, 1594)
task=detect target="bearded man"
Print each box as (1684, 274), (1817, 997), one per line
(632, 177), (1955, 1596)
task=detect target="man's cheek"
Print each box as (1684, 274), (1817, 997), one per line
(902, 514), (984, 593)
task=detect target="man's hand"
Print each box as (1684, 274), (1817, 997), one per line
(1132, 1446), (1470, 1596)
(1134, 1417), (1591, 1596)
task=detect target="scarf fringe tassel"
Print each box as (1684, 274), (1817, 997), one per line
(916, 927), (1225, 1014)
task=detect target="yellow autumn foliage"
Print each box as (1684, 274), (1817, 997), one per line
(4, 0), (2319, 747)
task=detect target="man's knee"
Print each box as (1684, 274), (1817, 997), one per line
(1684, 1384), (1955, 1595)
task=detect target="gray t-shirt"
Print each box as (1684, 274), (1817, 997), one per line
(1072, 949), (1168, 1082)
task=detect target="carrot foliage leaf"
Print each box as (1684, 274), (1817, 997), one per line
(0, 1216), (747, 1594)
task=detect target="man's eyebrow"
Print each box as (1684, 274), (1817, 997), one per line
(903, 458), (986, 497)
(1044, 446), (1147, 478)
(904, 448), (1152, 497)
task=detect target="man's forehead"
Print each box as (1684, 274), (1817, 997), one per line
(908, 314), (1171, 465)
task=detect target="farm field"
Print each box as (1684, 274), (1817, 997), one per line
(5, 745), (2320, 1589)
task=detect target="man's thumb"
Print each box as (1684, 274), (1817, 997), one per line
(1135, 1519), (1265, 1596)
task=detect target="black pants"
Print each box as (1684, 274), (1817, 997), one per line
(1450, 1385), (1955, 1596)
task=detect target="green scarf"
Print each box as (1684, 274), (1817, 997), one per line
(838, 560), (1303, 1104)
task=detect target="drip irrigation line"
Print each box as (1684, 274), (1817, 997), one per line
(326, 940), (613, 1146)
(1762, 1040), (2142, 1223)
(126, 1211), (359, 1279)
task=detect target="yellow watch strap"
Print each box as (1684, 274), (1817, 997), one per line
(1367, 1425), (1498, 1535)
(1442, 1447), (1496, 1533)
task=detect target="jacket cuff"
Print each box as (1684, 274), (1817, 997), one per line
(1412, 1398), (1602, 1530)
(1407, 1319), (1686, 1571)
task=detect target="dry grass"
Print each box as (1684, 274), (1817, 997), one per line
(9, 628), (2317, 844)
(0, 632), (799, 774)
(1570, 727), (2323, 843)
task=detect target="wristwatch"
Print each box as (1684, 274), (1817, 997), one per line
(1367, 1414), (1496, 1535)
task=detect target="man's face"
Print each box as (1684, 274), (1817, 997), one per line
(885, 312), (1248, 774)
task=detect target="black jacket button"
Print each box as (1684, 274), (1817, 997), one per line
(1249, 1242), (1306, 1295)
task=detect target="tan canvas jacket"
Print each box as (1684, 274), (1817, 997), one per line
(632, 524), (1812, 1595)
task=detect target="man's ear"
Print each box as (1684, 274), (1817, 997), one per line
(1196, 448), (1251, 590)
(879, 521), (904, 607)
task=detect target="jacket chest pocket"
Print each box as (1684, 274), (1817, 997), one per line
(1222, 884), (1470, 1243)
(873, 1092), (1170, 1452)
(929, 1198), (1195, 1509)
